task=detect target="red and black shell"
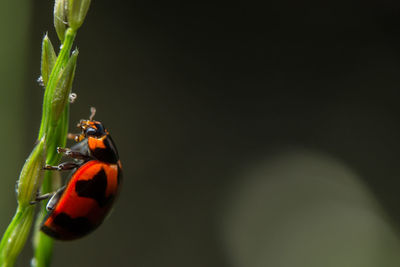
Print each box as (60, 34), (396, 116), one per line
(41, 120), (122, 240)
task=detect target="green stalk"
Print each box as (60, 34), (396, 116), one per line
(0, 138), (46, 267)
(0, 208), (35, 267)
(32, 108), (71, 267)
(38, 28), (76, 140)
(0, 0), (92, 266)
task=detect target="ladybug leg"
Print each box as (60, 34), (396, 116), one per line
(67, 133), (79, 140)
(44, 162), (80, 171)
(30, 192), (54, 205)
(67, 133), (85, 143)
(30, 186), (66, 210)
(57, 147), (91, 160)
(46, 186), (66, 211)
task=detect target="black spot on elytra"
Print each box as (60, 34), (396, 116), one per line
(75, 168), (110, 207)
(41, 213), (94, 240)
(41, 225), (61, 239)
(56, 213), (92, 235)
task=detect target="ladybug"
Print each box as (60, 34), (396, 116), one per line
(34, 108), (122, 240)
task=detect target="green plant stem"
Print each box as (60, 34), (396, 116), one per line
(32, 29), (76, 267)
(0, 207), (35, 267)
(0, 138), (45, 267)
(0, 0), (91, 265)
(39, 28), (76, 140)
(32, 109), (68, 267)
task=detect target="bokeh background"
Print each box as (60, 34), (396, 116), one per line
(1, 1), (400, 266)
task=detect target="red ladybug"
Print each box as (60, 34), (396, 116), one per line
(35, 108), (122, 240)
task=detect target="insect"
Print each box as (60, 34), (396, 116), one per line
(33, 108), (122, 240)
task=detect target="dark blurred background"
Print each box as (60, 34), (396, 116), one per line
(2, 1), (400, 266)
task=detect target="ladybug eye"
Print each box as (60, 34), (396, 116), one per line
(85, 127), (97, 136)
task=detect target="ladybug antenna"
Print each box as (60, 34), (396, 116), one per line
(89, 107), (96, 121)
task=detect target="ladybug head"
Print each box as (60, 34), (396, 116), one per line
(82, 120), (106, 136)
(75, 107), (108, 142)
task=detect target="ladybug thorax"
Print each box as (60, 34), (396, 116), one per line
(87, 135), (119, 164)
(88, 135), (107, 151)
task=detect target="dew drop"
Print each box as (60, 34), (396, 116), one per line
(69, 92), (77, 103)
(37, 76), (44, 87)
